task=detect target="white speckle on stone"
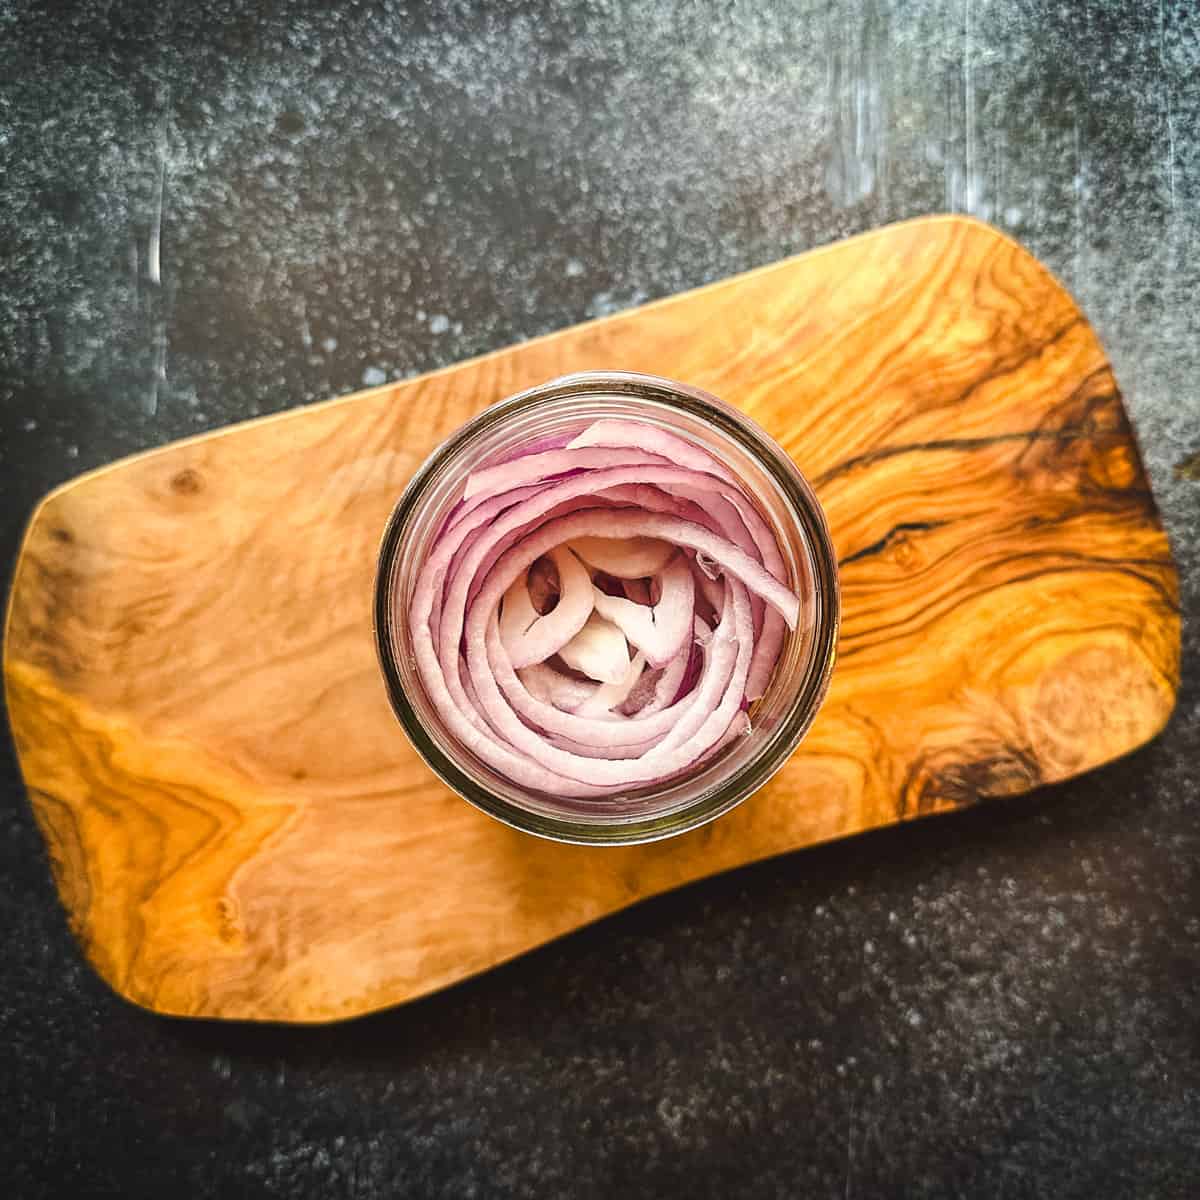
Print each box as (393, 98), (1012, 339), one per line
(362, 366), (387, 386)
(586, 291), (616, 318)
(429, 313), (450, 334)
(66, 444), (79, 458)
(321, 337), (338, 353)
(565, 257), (584, 277)
(23, 418), (37, 432)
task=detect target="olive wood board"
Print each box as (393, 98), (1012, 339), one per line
(3, 216), (1180, 1023)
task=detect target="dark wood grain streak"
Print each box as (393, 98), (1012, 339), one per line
(3, 216), (1180, 1022)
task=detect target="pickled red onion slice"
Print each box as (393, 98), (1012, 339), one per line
(499, 545), (593, 669)
(556, 612), (631, 684)
(575, 650), (649, 717)
(591, 555), (695, 668)
(570, 535), (676, 579)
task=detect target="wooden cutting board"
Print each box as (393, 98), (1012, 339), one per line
(4, 216), (1180, 1023)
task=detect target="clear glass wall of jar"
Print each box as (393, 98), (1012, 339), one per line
(374, 371), (839, 845)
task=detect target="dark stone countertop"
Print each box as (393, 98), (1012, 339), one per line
(2, 2), (1197, 1196)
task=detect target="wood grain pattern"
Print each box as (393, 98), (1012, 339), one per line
(4, 216), (1180, 1023)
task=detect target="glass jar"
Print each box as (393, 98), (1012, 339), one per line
(374, 371), (839, 845)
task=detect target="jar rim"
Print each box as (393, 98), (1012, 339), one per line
(374, 371), (840, 845)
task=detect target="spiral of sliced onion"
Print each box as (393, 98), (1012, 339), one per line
(407, 420), (802, 798)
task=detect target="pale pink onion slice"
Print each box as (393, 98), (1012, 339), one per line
(556, 611), (631, 684)
(692, 563), (727, 622)
(462, 445), (668, 501)
(590, 554), (695, 668)
(575, 650), (649, 716)
(622, 616), (708, 717)
(617, 665), (662, 716)
(668, 485), (766, 635)
(544, 729), (668, 760)
(661, 617), (710, 701)
(717, 491), (790, 701)
(655, 710), (751, 782)
(499, 545), (595, 669)
(567, 419), (737, 482)
(570, 535), (676, 578)
(517, 661), (601, 713)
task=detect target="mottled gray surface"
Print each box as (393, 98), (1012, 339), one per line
(2, 1), (1198, 1197)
